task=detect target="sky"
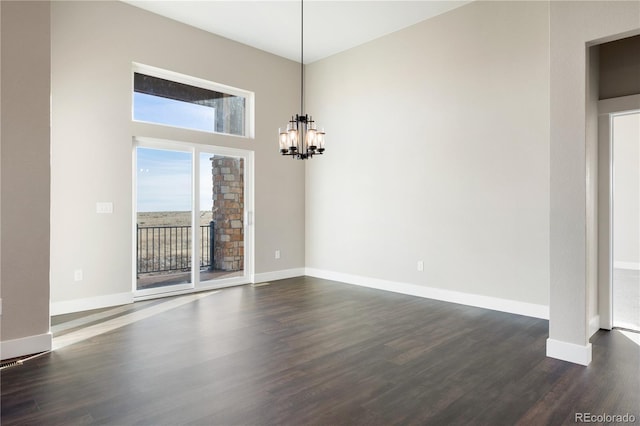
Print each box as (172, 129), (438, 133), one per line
(134, 92), (215, 133)
(137, 148), (217, 213)
(135, 93), (220, 213)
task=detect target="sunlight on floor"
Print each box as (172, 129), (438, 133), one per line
(52, 290), (220, 350)
(613, 268), (640, 331)
(619, 329), (640, 347)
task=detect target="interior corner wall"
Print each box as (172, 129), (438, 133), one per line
(305, 1), (550, 311)
(0, 1), (52, 358)
(549, 0), (640, 362)
(50, 1), (303, 311)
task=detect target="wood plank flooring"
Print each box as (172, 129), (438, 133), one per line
(2, 276), (639, 425)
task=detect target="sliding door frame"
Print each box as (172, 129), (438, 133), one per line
(132, 136), (254, 300)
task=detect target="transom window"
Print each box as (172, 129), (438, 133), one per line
(132, 64), (254, 137)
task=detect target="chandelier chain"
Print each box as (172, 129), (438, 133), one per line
(300, 0), (304, 115)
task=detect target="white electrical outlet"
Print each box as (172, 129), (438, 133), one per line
(96, 202), (113, 214)
(74, 269), (83, 281)
(417, 261), (424, 272)
(275, 250), (281, 259)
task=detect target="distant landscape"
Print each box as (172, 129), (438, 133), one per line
(137, 210), (213, 227)
(136, 211), (215, 276)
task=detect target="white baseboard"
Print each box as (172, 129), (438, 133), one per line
(589, 315), (601, 337)
(305, 268), (549, 320)
(614, 261), (640, 271)
(51, 292), (133, 316)
(546, 338), (592, 366)
(1, 332), (52, 361)
(253, 268), (305, 284)
(51, 269), (307, 315)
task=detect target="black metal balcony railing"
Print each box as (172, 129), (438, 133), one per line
(136, 221), (214, 275)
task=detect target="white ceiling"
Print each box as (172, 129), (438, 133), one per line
(122, 1), (472, 63)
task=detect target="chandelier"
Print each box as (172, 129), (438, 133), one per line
(278, 0), (325, 159)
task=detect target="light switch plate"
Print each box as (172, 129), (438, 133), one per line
(96, 202), (113, 214)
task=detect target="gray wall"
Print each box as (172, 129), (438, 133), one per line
(305, 1), (550, 308)
(0, 1), (51, 354)
(49, 1), (304, 307)
(549, 0), (639, 362)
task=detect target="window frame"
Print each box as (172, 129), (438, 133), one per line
(132, 62), (255, 139)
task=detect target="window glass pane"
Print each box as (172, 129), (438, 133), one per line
(133, 72), (247, 136)
(136, 147), (193, 291)
(134, 92), (216, 133)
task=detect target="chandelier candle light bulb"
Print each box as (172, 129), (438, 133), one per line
(279, 128), (289, 152)
(317, 128), (325, 150)
(305, 119), (317, 149)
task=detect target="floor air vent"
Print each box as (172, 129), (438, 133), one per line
(0, 352), (47, 370)
(251, 282), (271, 287)
(0, 359), (24, 370)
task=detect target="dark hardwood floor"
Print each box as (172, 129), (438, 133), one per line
(2, 276), (639, 425)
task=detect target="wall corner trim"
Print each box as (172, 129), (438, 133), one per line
(51, 292), (134, 316)
(253, 268), (305, 284)
(305, 268), (549, 320)
(546, 338), (592, 366)
(589, 315), (601, 337)
(0, 332), (52, 361)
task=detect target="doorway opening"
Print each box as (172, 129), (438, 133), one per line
(598, 98), (640, 333)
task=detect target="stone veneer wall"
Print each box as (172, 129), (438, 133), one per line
(212, 157), (244, 271)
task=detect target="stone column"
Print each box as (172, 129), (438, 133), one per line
(211, 157), (244, 271)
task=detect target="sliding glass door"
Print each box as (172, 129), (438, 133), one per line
(134, 139), (253, 298)
(198, 151), (246, 284)
(136, 146), (194, 293)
